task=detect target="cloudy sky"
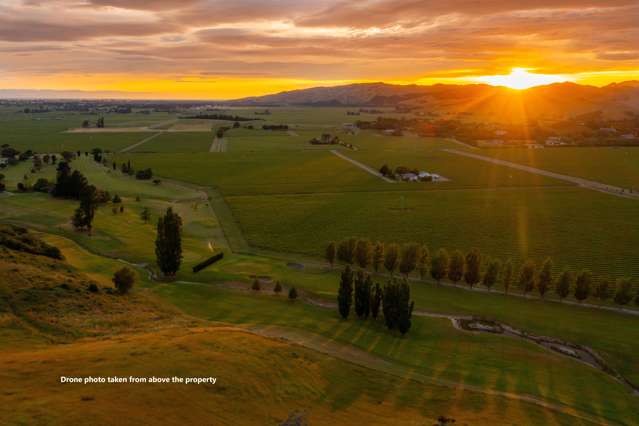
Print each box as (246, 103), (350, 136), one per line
(1, 0), (638, 99)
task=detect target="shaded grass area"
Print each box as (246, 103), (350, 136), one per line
(0, 325), (578, 426)
(152, 280), (639, 425)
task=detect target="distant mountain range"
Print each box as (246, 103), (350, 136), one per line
(231, 81), (639, 122)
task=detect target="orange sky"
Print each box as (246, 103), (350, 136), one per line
(1, 1), (638, 99)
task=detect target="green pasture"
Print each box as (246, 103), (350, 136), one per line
(476, 147), (639, 189)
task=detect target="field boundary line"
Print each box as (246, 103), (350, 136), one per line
(330, 149), (396, 183)
(119, 132), (162, 153)
(442, 148), (639, 199)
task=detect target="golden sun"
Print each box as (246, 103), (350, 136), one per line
(476, 68), (572, 89)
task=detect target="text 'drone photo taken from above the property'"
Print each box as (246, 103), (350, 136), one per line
(1, 1), (639, 425)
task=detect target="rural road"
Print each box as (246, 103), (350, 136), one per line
(331, 149), (396, 183)
(443, 148), (639, 199)
(119, 132), (161, 153)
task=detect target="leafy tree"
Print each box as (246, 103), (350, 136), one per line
(251, 279), (261, 291)
(430, 248), (449, 285)
(112, 267), (135, 295)
(288, 287), (298, 300)
(384, 243), (400, 276)
(155, 207), (183, 277)
(140, 207), (151, 224)
(555, 269), (574, 301)
(518, 260), (536, 295)
(502, 259), (513, 294)
(355, 239), (373, 269)
(417, 244), (430, 280)
(399, 243), (421, 277)
(112, 194), (122, 203)
(397, 280), (414, 335)
(337, 238), (357, 264)
(574, 270), (592, 302)
(463, 248), (482, 288)
(594, 276), (614, 302)
(448, 250), (464, 284)
(354, 271), (372, 318)
(614, 278), (633, 306)
(372, 242), (385, 272)
(72, 207), (86, 231)
(370, 282), (382, 319)
(76, 185), (98, 235)
(482, 258), (501, 291)
(382, 279), (414, 334)
(537, 258), (553, 299)
(337, 265), (354, 319)
(325, 241), (337, 267)
(273, 281), (282, 294)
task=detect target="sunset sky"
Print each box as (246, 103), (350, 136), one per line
(1, 0), (638, 99)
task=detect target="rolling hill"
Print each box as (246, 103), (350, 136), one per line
(231, 81), (639, 121)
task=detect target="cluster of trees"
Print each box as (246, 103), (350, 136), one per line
(356, 117), (417, 131)
(262, 124), (289, 131)
(338, 266), (414, 335)
(251, 279), (298, 300)
(182, 113), (258, 122)
(327, 239), (639, 306)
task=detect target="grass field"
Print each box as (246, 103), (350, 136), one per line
(2, 106), (639, 425)
(477, 147), (639, 189)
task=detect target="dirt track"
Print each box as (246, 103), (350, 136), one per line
(443, 148), (639, 199)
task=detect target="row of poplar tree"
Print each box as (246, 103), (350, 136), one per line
(337, 265), (415, 335)
(326, 238), (638, 306)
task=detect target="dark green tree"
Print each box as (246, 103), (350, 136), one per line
(502, 259), (513, 294)
(463, 248), (482, 288)
(417, 244), (430, 280)
(384, 243), (400, 276)
(354, 271), (372, 318)
(518, 260), (536, 295)
(482, 258), (501, 291)
(78, 185), (98, 235)
(594, 276), (614, 303)
(399, 243), (421, 277)
(397, 280), (414, 335)
(555, 269), (574, 301)
(113, 267), (136, 295)
(372, 242), (384, 272)
(273, 281), (282, 294)
(537, 258), (553, 299)
(355, 239), (373, 270)
(430, 248), (449, 285)
(337, 265), (354, 319)
(448, 250), (464, 284)
(614, 278), (633, 306)
(155, 207), (183, 277)
(288, 287), (298, 300)
(251, 279), (261, 291)
(140, 207), (151, 224)
(370, 282), (382, 319)
(574, 270), (592, 302)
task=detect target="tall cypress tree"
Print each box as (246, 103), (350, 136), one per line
(155, 207), (183, 277)
(448, 250), (464, 284)
(338, 265), (354, 319)
(78, 185), (98, 235)
(538, 258), (553, 299)
(370, 282), (382, 319)
(519, 260), (536, 295)
(463, 248), (482, 288)
(431, 248), (449, 285)
(397, 280), (413, 335)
